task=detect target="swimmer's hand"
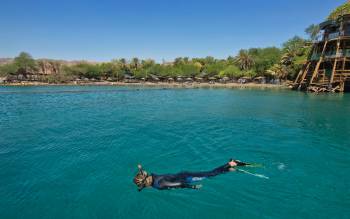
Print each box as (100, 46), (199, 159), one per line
(228, 159), (238, 167)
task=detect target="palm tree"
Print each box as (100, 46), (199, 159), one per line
(281, 49), (295, 66)
(305, 24), (320, 41)
(118, 58), (130, 75)
(235, 50), (255, 70)
(281, 36), (308, 66)
(141, 59), (155, 68)
(119, 58), (127, 68)
(174, 57), (184, 66)
(266, 64), (288, 80)
(131, 57), (140, 70)
(183, 57), (189, 63)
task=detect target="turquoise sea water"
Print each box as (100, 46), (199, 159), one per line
(0, 86), (349, 219)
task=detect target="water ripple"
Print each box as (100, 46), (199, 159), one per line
(0, 86), (349, 219)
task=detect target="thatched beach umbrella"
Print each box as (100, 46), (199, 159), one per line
(208, 77), (217, 84)
(195, 77), (203, 82)
(219, 76), (230, 84)
(238, 77), (251, 84)
(199, 72), (208, 78)
(124, 74), (135, 79)
(149, 74), (160, 82)
(254, 76), (266, 84)
(186, 77), (193, 82)
(123, 74), (136, 83)
(177, 77), (183, 82)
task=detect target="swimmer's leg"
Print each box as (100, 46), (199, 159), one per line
(179, 163), (233, 183)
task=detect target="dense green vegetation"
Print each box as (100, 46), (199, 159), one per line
(0, 52), (37, 77)
(2, 21), (331, 83)
(1, 2), (347, 84)
(0, 35), (311, 83)
(328, 1), (350, 20)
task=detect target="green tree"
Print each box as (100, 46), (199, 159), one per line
(219, 65), (242, 78)
(266, 64), (288, 80)
(64, 62), (101, 79)
(248, 47), (282, 76)
(282, 36), (307, 57)
(141, 59), (156, 68)
(226, 56), (235, 65)
(98, 62), (123, 80)
(242, 70), (257, 78)
(305, 24), (320, 41)
(0, 63), (18, 77)
(203, 61), (226, 77)
(179, 63), (201, 77)
(235, 50), (255, 70)
(130, 57), (140, 70)
(174, 57), (184, 66)
(328, 2), (350, 20)
(281, 37), (308, 65)
(280, 36), (309, 79)
(14, 52), (37, 77)
(204, 56), (215, 65)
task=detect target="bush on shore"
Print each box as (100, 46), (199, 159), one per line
(0, 36), (313, 83)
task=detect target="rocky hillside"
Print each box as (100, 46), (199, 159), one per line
(0, 58), (13, 65)
(0, 57), (100, 75)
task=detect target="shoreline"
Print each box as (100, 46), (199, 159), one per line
(0, 81), (289, 90)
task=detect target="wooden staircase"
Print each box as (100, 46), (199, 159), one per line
(293, 62), (314, 90)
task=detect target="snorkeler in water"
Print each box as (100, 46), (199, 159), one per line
(133, 159), (251, 191)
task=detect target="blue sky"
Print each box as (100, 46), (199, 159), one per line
(0, 0), (346, 61)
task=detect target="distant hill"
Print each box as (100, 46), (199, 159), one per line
(0, 57), (99, 66)
(0, 58), (13, 65)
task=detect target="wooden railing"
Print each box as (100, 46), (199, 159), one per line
(320, 35), (350, 42)
(333, 70), (350, 82)
(311, 49), (350, 60)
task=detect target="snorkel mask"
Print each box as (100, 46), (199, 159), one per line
(133, 164), (149, 191)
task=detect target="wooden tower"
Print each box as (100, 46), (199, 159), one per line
(294, 14), (350, 92)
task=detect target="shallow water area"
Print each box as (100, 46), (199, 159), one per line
(0, 86), (349, 219)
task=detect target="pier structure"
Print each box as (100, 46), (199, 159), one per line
(294, 14), (350, 92)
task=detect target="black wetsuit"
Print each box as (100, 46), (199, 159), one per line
(151, 163), (234, 190)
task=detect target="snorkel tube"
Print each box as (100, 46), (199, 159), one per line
(134, 164), (148, 192)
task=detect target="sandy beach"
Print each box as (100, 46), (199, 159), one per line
(1, 81), (289, 90)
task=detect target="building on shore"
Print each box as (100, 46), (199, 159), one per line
(294, 14), (350, 92)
